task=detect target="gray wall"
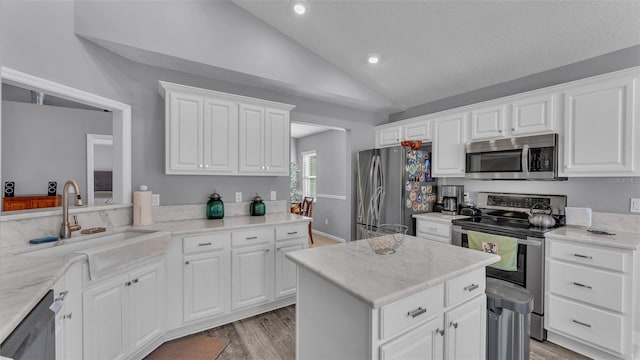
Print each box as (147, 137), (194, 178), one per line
(296, 130), (349, 240)
(1, 101), (112, 200)
(389, 45), (640, 214)
(0, 1), (382, 239)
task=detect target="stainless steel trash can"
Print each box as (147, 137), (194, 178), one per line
(486, 278), (534, 360)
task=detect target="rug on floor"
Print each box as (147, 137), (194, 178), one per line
(145, 335), (230, 360)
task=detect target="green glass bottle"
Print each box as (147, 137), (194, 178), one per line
(206, 191), (224, 219)
(250, 194), (266, 216)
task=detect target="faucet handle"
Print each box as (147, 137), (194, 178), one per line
(70, 215), (81, 232)
(72, 215), (79, 225)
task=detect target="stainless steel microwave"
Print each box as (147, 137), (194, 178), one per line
(465, 133), (564, 180)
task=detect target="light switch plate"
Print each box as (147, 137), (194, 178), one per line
(270, 191), (277, 201)
(631, 198), (640, 213)
(235, 192), (242, 203)
(151, 194), (160, 207)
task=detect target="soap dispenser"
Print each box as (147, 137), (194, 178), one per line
(206, 190), (224, 219)
(250, 194), (266, 216)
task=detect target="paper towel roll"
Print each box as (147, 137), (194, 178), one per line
(133, 186), (153, 226)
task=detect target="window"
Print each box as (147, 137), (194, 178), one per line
(302, 151), (316, 200)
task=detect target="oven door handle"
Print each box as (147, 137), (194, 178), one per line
(521, 144), (530, 176)
(453, 227), (542, 247)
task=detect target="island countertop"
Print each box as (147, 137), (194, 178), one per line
(286, 235), (499, 308)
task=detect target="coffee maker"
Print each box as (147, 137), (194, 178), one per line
(440, 185), (464, 215)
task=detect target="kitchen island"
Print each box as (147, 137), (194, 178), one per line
(287, 235), (499, 359)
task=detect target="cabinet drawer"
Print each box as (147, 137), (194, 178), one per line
(232, 228), (274, 247)
(183, 233), (230, 254)
(548, 260), (625, 312)
(547, 295), (624, 355)
(416, 232), (450, 244)
(446, 268), (485, 307)
(275, 224), (307, 241)
(380, 284), (444, 340)
(548, 240), (628, 272)
(416, 220), (450, 239)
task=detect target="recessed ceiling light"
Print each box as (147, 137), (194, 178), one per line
(293, 2), (307, 15)
(367, 53), (382, 64)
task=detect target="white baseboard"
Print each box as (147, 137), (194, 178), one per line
(312, 229), (346, 242)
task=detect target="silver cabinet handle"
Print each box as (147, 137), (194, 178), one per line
(573, 253), (593, 259)
(427, 227), (438, 232)
(450, 321), (458, 329)
(63, 313), (72, 320)
(266, 249), (271, 252)
(198, 242), (212, 246)
(572, 319), (592, 328)
(436, 328), (444, 336)
(185, 261), (190, 265)
(511, 128), (515, 131)
(498, 129), (502, 133)
(246, 236), (258, 240)
(572, 282), (592, 289)
(260, 166), (265, 170)
(204, 165), (209, 168)
(56, 290), (69, 301)
(199, 164), (203, 168)
(132, 278), (139, 284)
(266, 166), (270, 170)
(464, 284), (479, 292)
(287, 231), (298, 235)
(125, 281), (132, 287)
(407, 307), (427, 318)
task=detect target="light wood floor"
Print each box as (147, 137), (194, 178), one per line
(194, 233), (588, 359)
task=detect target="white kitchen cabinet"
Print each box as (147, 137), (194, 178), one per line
(403, 117), (432, 142)
(275, 239), (305, 298)
(380, 315), (444, 360)
(433, 112), (467, 177)
(470, 104), (507, 140)
(202, 97), (239, 173)
(83, 259), (165, 360)
(375, 125), (402, 148)
(231, 243), (274, 309)
(561, 76), (639, 176)
(444, 295), (486, 360)
(511, 94), (556, 136)
(53, 262), (83, 360)
(415, 217), (452, 244)
(545, 235), (638, 359)
(183, 245), (231, 322)
(239, 104), (290, 175)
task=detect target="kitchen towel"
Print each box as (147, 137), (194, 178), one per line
(468, 230), (517, 271)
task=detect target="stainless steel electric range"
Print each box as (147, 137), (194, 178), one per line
(452, 192), (567, 341)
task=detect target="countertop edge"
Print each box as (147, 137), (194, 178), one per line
(546, 226), (640, 250)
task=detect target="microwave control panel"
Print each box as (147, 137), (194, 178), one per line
(529, 147), (554, 172)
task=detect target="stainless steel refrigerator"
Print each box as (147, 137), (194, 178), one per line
(356, 145), (436, 238)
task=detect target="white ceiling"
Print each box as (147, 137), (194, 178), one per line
(290, 122), (334, 138)
(233, 0), (640, 110)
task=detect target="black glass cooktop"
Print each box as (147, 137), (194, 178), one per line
(452, 210), (563, 238)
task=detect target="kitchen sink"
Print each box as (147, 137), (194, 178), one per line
(20, 229), (171, 280)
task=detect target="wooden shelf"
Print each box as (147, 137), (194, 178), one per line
(3, 194), (61, 211)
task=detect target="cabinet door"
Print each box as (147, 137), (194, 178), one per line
(231, 243), (274, 309)
(380, 315), (444, 360)
(128, 261), (165, 351)
(62, 262), (83, 360)
(433, 113), (467, 177)
(167, 92), (204, 174)
(445, 295), (486, 360)
(275, 240), (305, 298)
(562, 77), (638, 176)
(202, 97), (238, 174)
(511, 94), (555, 136)
(264, 108), (290, 175)
(83, 275), (128, 360)
(238, 103), (265, 173)
(376, 126), (402, 148)
(404, 118), (431, 141)
(470, 104), (506, 140)
(184, 250), (230, 322)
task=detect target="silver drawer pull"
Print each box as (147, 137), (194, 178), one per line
(56, 290), (69, 301)
(572, 282), (592, 289)
(407, 307), (427, 318)
(450, 321), (458, 329)
(436, 328), (444, 336)
(464, 284), (479, 292)
(63, 313), (72, 320)
(427, 227), (438, 232)
(573, 253), (593, 259)
(287, 231), (298, 235)
(572, 319), (592, 328)
(198, 242), (212, 246)
(246, 236), (258, 240)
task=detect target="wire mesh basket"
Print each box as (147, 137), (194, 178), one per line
(363, 224), (409, 255)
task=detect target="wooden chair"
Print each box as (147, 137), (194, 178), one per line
(301, 197), (314, 244)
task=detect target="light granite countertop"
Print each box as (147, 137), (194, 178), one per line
(412, 212), (470, 225)
(0, 213), (310, 343)
(286, 235), (500, 308)
(546, 226), (640, 250)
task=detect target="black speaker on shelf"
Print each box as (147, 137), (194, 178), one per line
(48, 181), (57, 196)
(4, 181), (15, 197)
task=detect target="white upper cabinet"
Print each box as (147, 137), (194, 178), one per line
(375, 125), (402, 148)
(470, 104), (506, 140)
(561, 76), (639, 176)
(433, 112), (467, 177)
(160, 81), (294, 176)
(404, 117), (432, 142)
(511, 94), (556, 136)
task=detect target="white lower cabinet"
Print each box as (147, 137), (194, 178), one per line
(415, 217), (452, 244)
(380, 315), (444, 360)
(83, 259), (165, 360)
(53, 262), (83, 360)
(231, 243), (274, 309)
(275, 240), (305, 298)
(444, 295), (486, 360)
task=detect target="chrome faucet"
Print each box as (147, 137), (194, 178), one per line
(60, 180), (83, 239)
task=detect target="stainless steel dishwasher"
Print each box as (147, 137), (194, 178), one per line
(0, 290), (55, 360)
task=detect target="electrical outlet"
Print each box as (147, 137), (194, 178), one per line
(235, 192), (242, 203)
(151, 194), (160, 206)
(631, 198), (640, 213)
(325, 218), (328, 225)
(270, 191), (277, 201)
